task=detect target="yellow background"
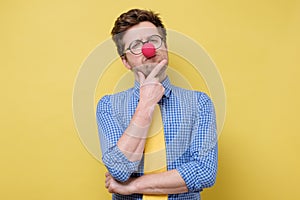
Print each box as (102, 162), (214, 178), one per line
(1, 0), (300, 199)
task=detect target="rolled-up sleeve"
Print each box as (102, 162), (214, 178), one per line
(177, 93), (218, 192)
(96, 95), (140, 182)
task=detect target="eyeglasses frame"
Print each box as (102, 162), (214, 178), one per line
(122, 34), (164, 56)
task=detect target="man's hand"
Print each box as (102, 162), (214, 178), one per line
(105, 172), (135, 195)
(138, 59), (167, 110)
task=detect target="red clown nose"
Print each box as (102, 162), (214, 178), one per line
(141, 43), (156, 58)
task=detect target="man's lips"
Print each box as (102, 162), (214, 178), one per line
(143, 54), (157, 62)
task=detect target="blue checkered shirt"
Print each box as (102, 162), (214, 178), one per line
(96, 77), (218, 200)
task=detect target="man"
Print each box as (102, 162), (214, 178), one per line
(96, 9), (218, 199)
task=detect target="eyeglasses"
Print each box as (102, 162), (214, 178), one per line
(123, 35), (164, 56)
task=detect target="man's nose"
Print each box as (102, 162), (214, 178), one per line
(141, 43), (156, 58)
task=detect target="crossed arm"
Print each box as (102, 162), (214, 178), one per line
(105, 169), (188, 195)
(98, 96), (217, 195)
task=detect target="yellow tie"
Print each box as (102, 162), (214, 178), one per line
(143, 105), (168, 200)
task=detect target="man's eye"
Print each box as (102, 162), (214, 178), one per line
(131, 41), (142, 49)
(149, 39), (159, 45)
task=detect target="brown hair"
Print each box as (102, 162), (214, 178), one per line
(111, 9), (167, 56)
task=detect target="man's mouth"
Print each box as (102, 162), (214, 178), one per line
(143, 56), (157, 63)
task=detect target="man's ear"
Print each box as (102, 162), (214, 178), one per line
(121, 56), (132, 70)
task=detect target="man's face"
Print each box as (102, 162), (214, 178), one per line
(121, 21), (168, 82)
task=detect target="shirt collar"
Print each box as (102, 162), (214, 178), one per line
(133, 76), (172, 99)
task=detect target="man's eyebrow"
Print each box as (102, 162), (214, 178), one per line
(132, 34), (158, 42)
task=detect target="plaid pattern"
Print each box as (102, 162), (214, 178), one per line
(96, 77), (218, 200)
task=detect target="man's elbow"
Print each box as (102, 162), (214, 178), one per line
(190, 168), (217, 192)
(201, 168), (217, 189)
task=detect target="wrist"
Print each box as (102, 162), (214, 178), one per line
(137, 100), (155, 111)
(135, 102), (155, 120)
(128, 177), (139, 194)
(129, 177), (140, 194)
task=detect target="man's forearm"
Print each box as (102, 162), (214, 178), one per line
(105, 169), (188, 195)
(117, 102), (153, 161)
(132, 169), (188, 194)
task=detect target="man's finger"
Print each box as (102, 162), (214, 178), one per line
(105, 180), (109, 188)
(147, 59), (167, 80)
(138, 72), (145, 85)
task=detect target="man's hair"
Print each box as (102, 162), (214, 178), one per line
(111, 9), (167, 57)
